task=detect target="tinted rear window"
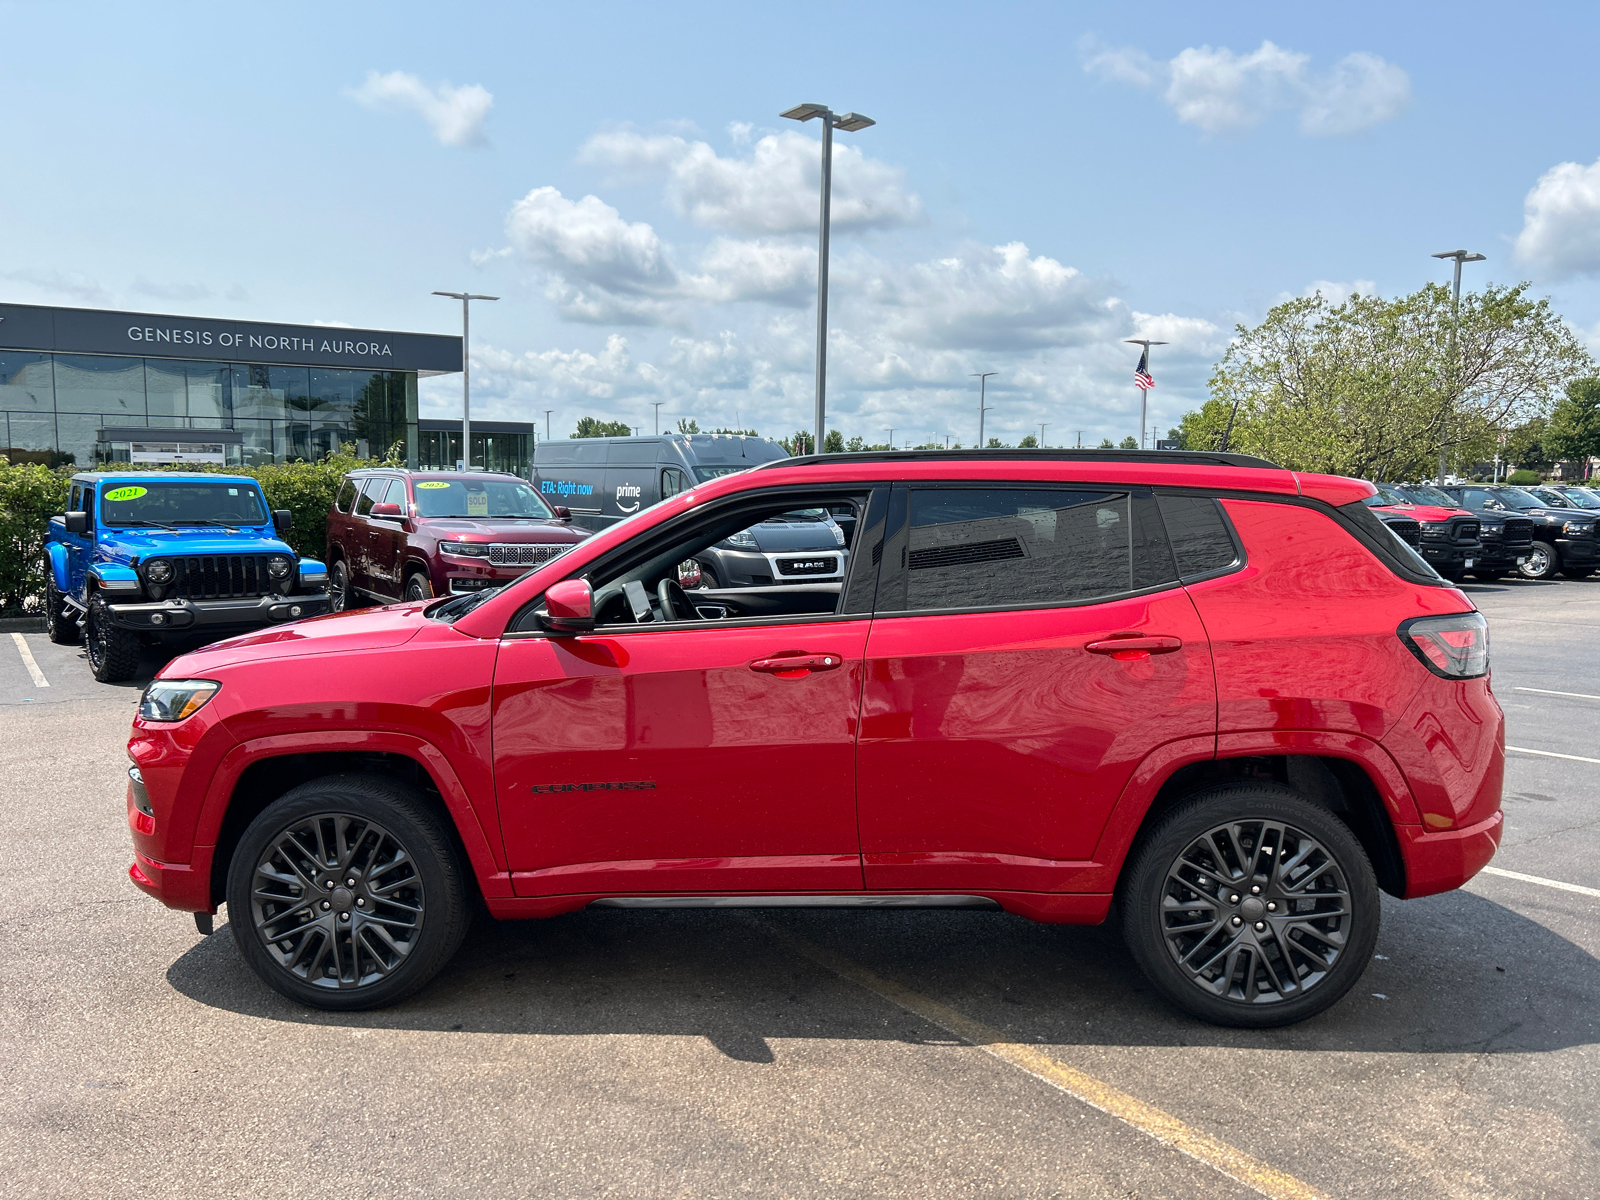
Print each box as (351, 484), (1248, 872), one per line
(1157, 495), (1240, 579)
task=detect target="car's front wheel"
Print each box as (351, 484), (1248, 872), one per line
(328, 559), (353, 612)
(1519, 542), (1560, 580)
(45, 575), (79, 645)
(225, 774), (471, 1011)
(84, 596), (141, 682)
(402, 571), (433, 603)
(1120, 784), (1380, 1028)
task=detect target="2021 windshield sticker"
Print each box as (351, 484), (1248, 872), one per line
(104, 486), (148, 502)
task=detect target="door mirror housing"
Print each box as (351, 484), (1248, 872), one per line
(553, 506), (572, 520)
(64, 511), (89, 536)
(369, 502), (403, 520)
(543, 578), (594, 634)
(272, 509), (293, 537)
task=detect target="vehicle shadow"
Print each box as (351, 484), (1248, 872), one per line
(166, 888), (1597, 1061)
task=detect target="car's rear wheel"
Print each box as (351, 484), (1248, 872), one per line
(45, 576), (79, 645)
(225, 774), (471, 1011)
(402, 571), (433, 602)
(1120, 784), (1379, 1028)
(1519, 542), (1560, 580)
(84, 596), (141, 682)
(328, 559), (353, 612)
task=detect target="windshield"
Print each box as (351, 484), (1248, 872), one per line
(99, 480), (267, 527)
(692, 465), (750, 483)
(1559, 488), (1600, 509)
(1363, 484), (1412, 507)
(762, 508), (829, 522)
(1403, 485), (1459, 507)
(413, 477), (554, 519)
(1492, 487), (1547, 509)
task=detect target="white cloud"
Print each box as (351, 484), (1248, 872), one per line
(1514, 156), (1600, 279)
(349, 70), (492, 147)
(1081, 37), (1409, 137)
(1300, 279), (1378, 304)
(0, 267), (112, 305)
(578, 128), (922, 233)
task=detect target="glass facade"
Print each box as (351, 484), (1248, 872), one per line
(418, 424), (531, 478)
(0, 351), (419, 468)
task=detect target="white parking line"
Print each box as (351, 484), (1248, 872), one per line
(1514, 686), (1600, 702)
(1506, 745), (1600, 765)
(10, 633), (48, 688)
(1480, 866), (1600, 899)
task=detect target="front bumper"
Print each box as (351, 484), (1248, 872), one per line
(1418, 541), (1483, 568)
(1553, 537), (1599, 565)
(702, 547), (848, 587)
(106, 592), (330, 631)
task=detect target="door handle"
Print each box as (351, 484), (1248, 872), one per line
(750, 653), (844, 676)
(1084, 635), (1183, 661)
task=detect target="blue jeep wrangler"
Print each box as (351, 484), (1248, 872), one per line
(45, 472), (331, 682)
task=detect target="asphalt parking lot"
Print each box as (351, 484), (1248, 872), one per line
(1, 581), (1597, 1199)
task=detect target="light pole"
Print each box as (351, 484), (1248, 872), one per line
(883, 427), (895, 450)
(651, 401), (665, 435)
(1038, 422), (1049, 449)
(1432, 249), (1486, 484)
(543, 409), (553, 441)
(971, 371), (997, 447)
(781, 103), (875, 458)
(432, 290), (498, 469)
(1125, 339), (1167, 449)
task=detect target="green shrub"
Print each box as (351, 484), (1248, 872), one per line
(1506, 469), (1543, 485)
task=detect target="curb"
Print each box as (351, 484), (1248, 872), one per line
(0, 617), (45, 632)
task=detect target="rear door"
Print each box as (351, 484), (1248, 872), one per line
(367, 478), (409, 597)
(349, 478), (387, 594)
(856, 483), (1216, 894)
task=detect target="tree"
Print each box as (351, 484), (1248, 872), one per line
(1183, 284), (1592, 478)
(572, 417), (633, 438)
(1503, 417), (1552, 473)
(1546, 378), (1600, 465)
(1098, 438), (1115, 449)
(845, 436), (867, 452)
(1166, 426), (1187, 450)
(823, 429), (845, 453)
(1017, 434), (1039, 448)
(986, 437), (1005, 448)
(676, 417), (701, 434)
(1118, 436), (1139, 449)
(779, 431), (815, 455)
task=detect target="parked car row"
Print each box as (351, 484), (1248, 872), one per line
(1364, 481), (1599, 582)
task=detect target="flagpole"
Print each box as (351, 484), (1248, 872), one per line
(1124, 339), (1167, 448)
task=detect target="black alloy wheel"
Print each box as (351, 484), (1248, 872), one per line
(1121, 784), (1379, 1028)
(45, 576), (79, 645)
(84, 596), (141, 683)
(226, 774), (470, 1010)
(402, 571), (433, 603)
(328, 560), (352, 612)
(1519, 542), (1560, 580)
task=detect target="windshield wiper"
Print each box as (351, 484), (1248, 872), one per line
(188, 519), (243, 532)
(112, 519), (178, 531)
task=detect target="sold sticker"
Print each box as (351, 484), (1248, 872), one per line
(467, 491), (489, 516)
(104, 486), (147, 502)
(416, 481), (451, 489)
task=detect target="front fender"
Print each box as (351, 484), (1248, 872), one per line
(88, 563), (142, 597)
(46, 542), (71, 593)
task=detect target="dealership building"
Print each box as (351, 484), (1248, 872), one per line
(0, 302), (532, 475)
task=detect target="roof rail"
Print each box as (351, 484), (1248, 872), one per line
(755, 448), (1282, 471)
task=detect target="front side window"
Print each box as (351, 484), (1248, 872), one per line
(882, 488), (1170, 613)
(662, 467), (689, 499)
(99, 480), (267, 527)
(1456, 488), (1503, 511)
(413, 477), (554, 519)
(353, 477), (384, 517)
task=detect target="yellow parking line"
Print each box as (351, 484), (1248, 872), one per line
(11, 633), (48, 688)
(767, 925), (1332, 1200)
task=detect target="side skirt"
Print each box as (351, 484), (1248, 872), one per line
(590, 894), (1001, 910)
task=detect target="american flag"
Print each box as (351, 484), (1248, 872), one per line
(1134, 348), (1155, 391)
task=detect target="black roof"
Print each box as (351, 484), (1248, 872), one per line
(758, 448), (1282, 471)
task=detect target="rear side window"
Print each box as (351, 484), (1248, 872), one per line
(883, 488), (1172, 613)
(1157, 495), (1241, 580)
(334, 478), (358, 513)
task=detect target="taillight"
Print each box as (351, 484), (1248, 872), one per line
(1398, 613), (1489, 679)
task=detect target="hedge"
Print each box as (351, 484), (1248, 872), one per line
(0, 450), (396, 616)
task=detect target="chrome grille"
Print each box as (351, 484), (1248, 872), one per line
(485, 543), (567, 568)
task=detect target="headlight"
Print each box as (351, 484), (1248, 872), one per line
(145, 559), (174, 584)
(1564, 521), (1595, 536)
(1419, 521), (1446, 533)
(724, 529), (758, 550)
(139, 679), (221, 722)
(831, 523), (846, 547)
(440, 541), (491, 557)
(265, 555), (294, 580)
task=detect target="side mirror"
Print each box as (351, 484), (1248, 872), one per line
(676, 559), (703, 589)
(543, 578), (594, 634)
(272, 509), (292, 537)
(64, 511), (88, 536)
(553, 506), (572, 520)
(369, 502), (402, 520)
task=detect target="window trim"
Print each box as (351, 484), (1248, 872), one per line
(1151, 489), (1248, 585)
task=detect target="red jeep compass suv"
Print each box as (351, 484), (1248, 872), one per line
(325, 469), (590, 606)
(125, 451), (1503, 1027)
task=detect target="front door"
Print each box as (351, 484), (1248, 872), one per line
(856, 484), (1216, 894)
(492, 487), (880, 897)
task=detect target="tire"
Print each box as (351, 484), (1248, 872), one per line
(328, 558), (353, 613)
(1560, 567), (1595, 580)
(1469, 570), (1505, 582)
(1519, 541), (1560, 580)
(225, 773), (471, 1011)
(84, 596), (141, 682)
(1120, 783), (1380, 1028)
(45, 575), (79, 645)
(402, 571), (433, 603)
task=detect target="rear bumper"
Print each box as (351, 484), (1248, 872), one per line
(106, 592), (330, 631)
(1398, 811), (1503, 899)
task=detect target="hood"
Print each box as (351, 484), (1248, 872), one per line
(99, 527), (294, 561)
(417, 518), (589, 544)
(1372, 503), (1474, 523)
(750, 519), (843, 553)
(161, 602), (428, 675)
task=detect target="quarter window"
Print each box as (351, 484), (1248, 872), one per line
(1157, 495), (1240, 579)
(334, 478), (358, 513)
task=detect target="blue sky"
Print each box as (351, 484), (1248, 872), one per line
(4, 1), (1599, 446)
